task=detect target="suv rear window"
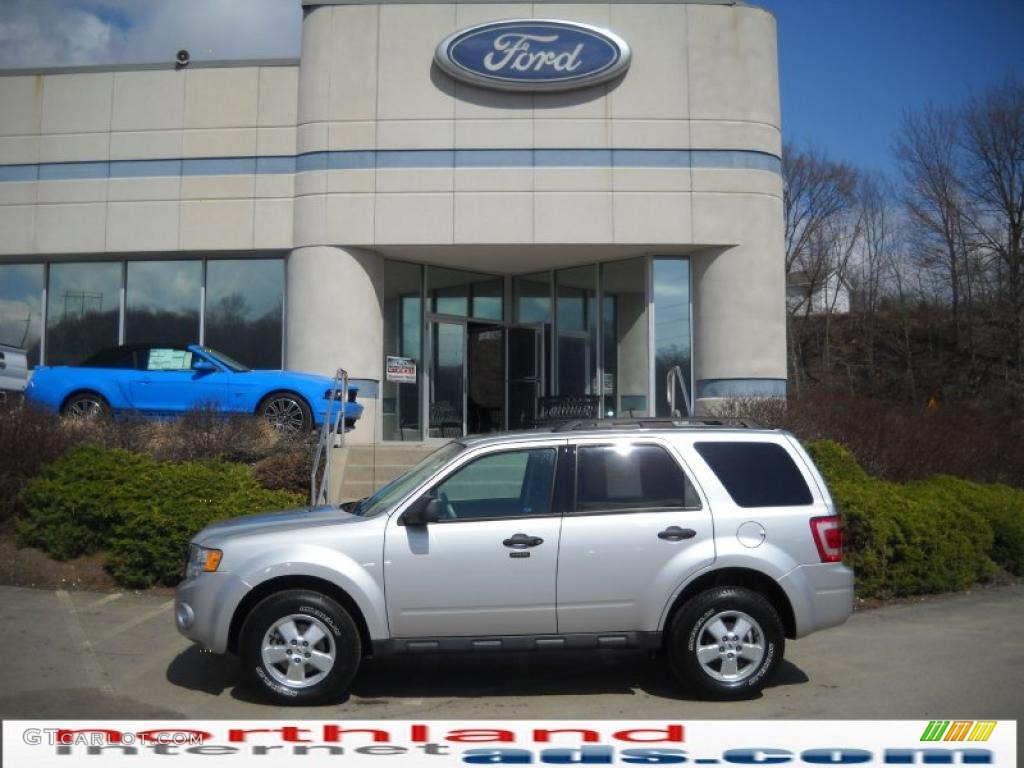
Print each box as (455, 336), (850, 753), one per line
(575, 444), (700, 512)
(694, 441), (813, 508)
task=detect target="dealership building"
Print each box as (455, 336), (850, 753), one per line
(0, 0), (785, 443)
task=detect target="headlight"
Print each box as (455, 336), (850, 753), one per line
(323, 388), (356, 403)
(184, 544), (223, 580)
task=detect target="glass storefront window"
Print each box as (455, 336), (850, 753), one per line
(381, 260), (423, 440)
(428, 267), (503, 321)
(513, 272), (551, 324)
(205, 259), (284, 369)
(653, 258), (693, 417)
(600, 258), (649, 417)
(555, 265), (597, 397)
(46, 262), (121, 365)
(125, 260), (201, 347)
(0, 264), (44, 366)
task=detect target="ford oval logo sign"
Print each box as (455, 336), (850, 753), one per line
(435, 19), (631, 92)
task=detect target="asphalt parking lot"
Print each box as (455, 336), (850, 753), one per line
(1, 582), (1022, 720)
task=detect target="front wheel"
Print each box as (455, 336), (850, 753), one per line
(258, 393), (311, 435)
(239, 590), (361, 705)
(667, 586), (784, 700)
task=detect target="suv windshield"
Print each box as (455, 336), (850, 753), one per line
(350, 442), (466, 518)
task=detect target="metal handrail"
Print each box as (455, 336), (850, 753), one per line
(666, 364), (693, 418)
(311, 367), (348, 506)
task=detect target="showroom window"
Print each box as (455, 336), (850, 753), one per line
(125, 260), (201, 347)
(0, 264), (44, 367)
(653, 258), (693, 417)
(205, 259), (284, 369)
(46, 262), (122, 365)
(12, 256), (283, 369)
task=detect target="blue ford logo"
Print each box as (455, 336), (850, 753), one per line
(435, 19), (631, 92)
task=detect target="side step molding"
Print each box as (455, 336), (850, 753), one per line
(371, 631), (662, 656)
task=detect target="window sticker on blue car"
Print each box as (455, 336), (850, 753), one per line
(148, 349), (191, 371)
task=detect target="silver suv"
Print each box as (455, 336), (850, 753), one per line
(175, 420), (853, 704)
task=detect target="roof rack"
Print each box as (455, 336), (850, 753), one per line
(549, 417), (764, 432)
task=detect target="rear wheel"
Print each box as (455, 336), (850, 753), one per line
(258, 392), (311, 435)
(61, 392), (111, 420)
(667, 586), (784, 700)
(240, 589), (361, 705)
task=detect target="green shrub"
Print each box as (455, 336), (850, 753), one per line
(17, 445), (304, 588)
(807, 440), (997, 598)
(907, 475), (1024, 576)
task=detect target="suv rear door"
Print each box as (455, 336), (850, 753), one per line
(383, 439), (567, 637)
(556, 438), (715, 633)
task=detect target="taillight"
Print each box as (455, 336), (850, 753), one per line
(810, 515), (843, 563)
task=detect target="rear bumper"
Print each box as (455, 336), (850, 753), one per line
(778, 562), (855, 638)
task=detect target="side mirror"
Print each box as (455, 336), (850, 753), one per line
(193, 360), (217, 374)
(401, 495), (443, 526)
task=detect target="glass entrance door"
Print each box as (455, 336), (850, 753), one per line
(427, 319), (466, 437)
(508, 325), (544, 430)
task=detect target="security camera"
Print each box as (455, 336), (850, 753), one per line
(175, 49), (190, 69)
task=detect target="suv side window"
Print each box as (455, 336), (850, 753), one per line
(694, 441), (813, 507)
(574, 443), (700, 513)
(434, 448), (557, 520)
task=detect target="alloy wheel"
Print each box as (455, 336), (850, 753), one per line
(261, 614), (337, 688)
(694, 609), (766, 682)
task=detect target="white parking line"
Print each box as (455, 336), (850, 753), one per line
(56, 589), (115, 695)
(86, 592), (124, 610)
(96, 600), (174, 642)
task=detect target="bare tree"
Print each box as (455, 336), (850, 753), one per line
(895, 104), (970, 332)
(782, 142), (859, 390)
(783, 141), (859, 273)
(960, 77), (1024, 377)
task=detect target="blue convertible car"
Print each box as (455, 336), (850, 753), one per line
(25, 344), (362, 434)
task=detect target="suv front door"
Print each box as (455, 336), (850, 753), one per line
(383, 440), (566, 638)
(556, 439), (715, 633)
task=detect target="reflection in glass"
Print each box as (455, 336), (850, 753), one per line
(556, 266), (597, 397)
(513, 272), (551, 324)
(46, 262), (121, 365)
(653, 258), (692, 417)
(600, 258), (649, 417)
(431, 321), (465, 437)
(428, 267), (502, 321)
(381, 260), (423, 440)
(125, 261), (201, 347)
(205, 260), (283, 369)
(0, 264), (44, 366)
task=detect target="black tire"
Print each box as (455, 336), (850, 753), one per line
(257, 392), (312, 435)
(239, 589), (361, 705)
(61, 392), (111, 420)
(667, 586), (784, 701)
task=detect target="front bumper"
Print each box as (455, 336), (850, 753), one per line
(316, 400), (364, 427)
(175, 571), (250, 654)
(777, 562), (855, 638)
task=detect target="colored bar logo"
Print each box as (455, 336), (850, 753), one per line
(921, 720), (997, 741)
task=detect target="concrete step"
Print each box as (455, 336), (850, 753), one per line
(345, 444), (439, 466)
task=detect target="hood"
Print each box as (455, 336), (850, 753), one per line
(195, 504), (361, 545)
(254, 369), (359, 391)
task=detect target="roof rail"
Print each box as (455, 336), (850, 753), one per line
(550, 417), (764, 432)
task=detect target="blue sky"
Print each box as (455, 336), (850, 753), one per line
(758, 0), (1024, 173)
(1, 0), (1022, 175)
